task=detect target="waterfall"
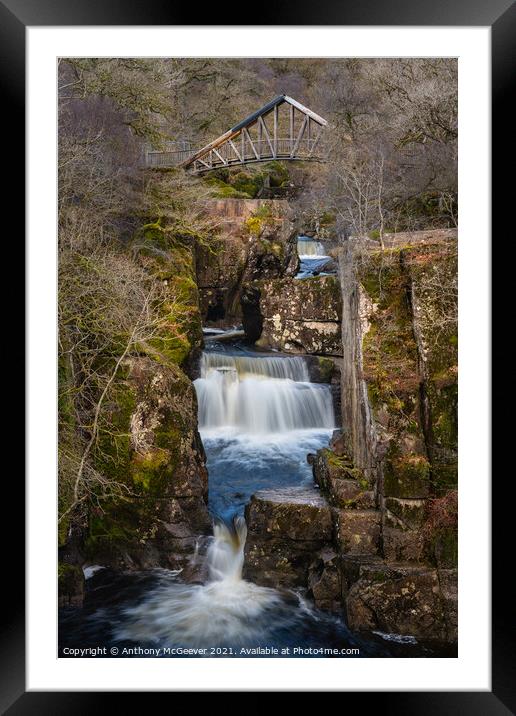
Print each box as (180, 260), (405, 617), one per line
(207, 516), (247, 582)
(116, 515), (287, 648)
(199, 352), (309, 381)
(114, 352), (337, 650)
(194, 352), (335, 434)
(297, 236), (328, 258)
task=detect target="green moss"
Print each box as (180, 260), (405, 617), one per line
(85, 510), (134, 555)
(93, 377), (136, 486)
(257, 238), (284, 259)
(131, 219), (203, 366)
(245, 215), (263, 236)
(204, 163), (290, 198)
(204, 177), (252, 199)
(316, 356), (335, 383)
(384, 450), (431, 498)
(130, 445), (178, 494)
(58, 562), (83, 598)
(324, 449), (368, 485)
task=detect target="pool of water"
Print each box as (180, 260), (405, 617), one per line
(58, 341), (456, 659)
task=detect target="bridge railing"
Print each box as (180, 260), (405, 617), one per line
(144, 137), (326, 170)
(145, 148), (194, 168)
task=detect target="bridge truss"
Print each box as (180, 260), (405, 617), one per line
(145, 95), (328, 174)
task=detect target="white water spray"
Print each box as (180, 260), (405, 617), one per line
(116, 516), (287, 648)
(297, 237), (328, 258)
(116, 352), (336, 648)
(194, 353), (335, 434)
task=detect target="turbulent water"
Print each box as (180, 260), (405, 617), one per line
(58, 339), (455, 658)
(113, 517), (290, 649)
(60, 514), (454, 657)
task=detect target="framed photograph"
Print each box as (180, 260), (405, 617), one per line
(4, 0), (509, 706)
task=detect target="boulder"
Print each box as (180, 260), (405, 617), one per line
(345, 563), (449, 641)
(245, 486), (332, 542)
(243, 486), (333, 588)
(250, 276), (343, 356)
(381, 497), (426, 562)
(329, 480), (375, 510)
(312, 447), (365, 490)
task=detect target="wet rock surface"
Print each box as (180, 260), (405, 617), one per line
(345, 563), (452, 642)
(243, 486), (333, 588)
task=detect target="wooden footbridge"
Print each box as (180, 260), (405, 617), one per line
(145, 95), (328, 174)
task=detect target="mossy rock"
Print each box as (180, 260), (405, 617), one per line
(93, 376), (136, 486)
(431, 528), (458, 568)
(384, 451), (431, 498)
(315, 356), (335, 383)
(58, 562), (84, 606)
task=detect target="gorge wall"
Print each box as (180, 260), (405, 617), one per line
(60, 193), (458, 646)
(195, 199), (298, 327)
(59, 221), (213, 605)
(243, 228), (458, 643)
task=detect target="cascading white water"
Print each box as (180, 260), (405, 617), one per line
(194, 353), (335, 434)
(116, 352), (337, 650)
(208, 516), (247, 582)
(297, 237), (327, 258)
(116, 516), (287, 648)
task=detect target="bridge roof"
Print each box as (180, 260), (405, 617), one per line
(181, 94), (327, 169)
(230, 94), (328, 132)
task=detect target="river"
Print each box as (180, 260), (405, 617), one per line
(59, 332), (455, 658)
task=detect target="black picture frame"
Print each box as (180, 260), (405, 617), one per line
(3, 0), (511, 709)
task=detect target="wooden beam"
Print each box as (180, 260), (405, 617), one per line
(181, 127), (238, 167)
(228, 138), (242, 161)
(258, 116), (275, 157)
(307, 125), (323, 157)
(243, 127), (260, 160)
(212, 147), (228, 165)
(291, 115), (308, 157)
(283, 95), (328, 126)
(290, 104), (294, 145)
(257, 119), (262, 158)
(273, 104), (278, 156)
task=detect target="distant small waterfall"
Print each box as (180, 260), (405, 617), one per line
(297, 236), (327, 258)
(194, 352), (335, 434)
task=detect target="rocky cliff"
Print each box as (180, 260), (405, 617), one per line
(244, 230), (458, 643)
(251, 276), (343, 356)
(195, 199), (298, 327)
(58, 221), (212, 605)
